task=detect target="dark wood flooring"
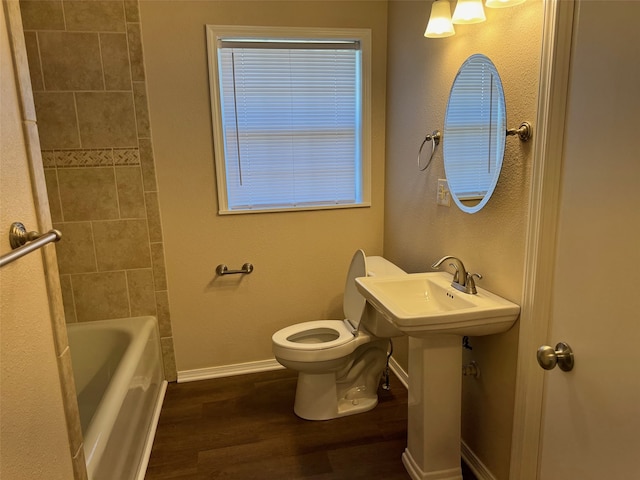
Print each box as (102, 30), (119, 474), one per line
(146, 368), (477, 480)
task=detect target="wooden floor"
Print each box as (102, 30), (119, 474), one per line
(146, 369), (477, 480)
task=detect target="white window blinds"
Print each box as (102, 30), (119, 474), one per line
(209, 30), (368, 213)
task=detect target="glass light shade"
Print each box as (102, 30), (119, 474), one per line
(424, 0), (455, 38)
(452, 0), (486, 24)
(485, 0), (526, 7)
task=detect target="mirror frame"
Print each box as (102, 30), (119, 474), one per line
(443, 54), (507, 214)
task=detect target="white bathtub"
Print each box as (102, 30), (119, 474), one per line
(67, 316), (167, 480)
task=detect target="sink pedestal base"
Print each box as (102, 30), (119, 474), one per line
(403, 335), (463, 480)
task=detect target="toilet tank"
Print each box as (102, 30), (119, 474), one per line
(366, 256), (406, 277)
(360, 256), (406, 337)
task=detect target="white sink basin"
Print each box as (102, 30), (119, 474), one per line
(356, 271), (520, 336)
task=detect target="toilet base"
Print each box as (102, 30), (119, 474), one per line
(293, 371), (380, 421)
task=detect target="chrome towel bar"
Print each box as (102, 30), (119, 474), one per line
(216, 263), (254, 276)
(0, 222), (62, 268)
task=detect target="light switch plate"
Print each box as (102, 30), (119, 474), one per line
(437, 179), (451, 207)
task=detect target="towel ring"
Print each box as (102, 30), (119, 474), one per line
(417, 130), (441, 171)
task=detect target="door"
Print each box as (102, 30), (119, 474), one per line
(537, 1), (640, 478)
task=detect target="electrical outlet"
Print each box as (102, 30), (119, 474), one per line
(437, 179), (451, 207)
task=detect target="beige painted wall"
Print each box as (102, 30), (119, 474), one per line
(140, 1), (388, 373)
(0, 3), (73, 478)
(385, 1), (542, 478)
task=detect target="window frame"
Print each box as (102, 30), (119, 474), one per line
(206, 25), (372, 215)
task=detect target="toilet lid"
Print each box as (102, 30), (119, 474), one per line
(343, 249), (367, 329)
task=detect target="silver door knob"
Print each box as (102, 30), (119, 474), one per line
(537, 342), (574, 372)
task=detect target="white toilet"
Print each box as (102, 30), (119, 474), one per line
(271, 250), (405, 420)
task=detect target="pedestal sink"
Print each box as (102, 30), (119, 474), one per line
(356, 272), (520, 480)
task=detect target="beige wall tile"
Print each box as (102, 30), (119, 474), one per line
(33, 92), (80, 149)
(100, 33), (131, 91)
(132, 81), (150, 137)
(160, 336), (177, 382)
(63, 1), (126, 32)
(126, 23), (145, 81)
(44, 169), (63, 223)
(155, 290), (172, 337)
(38, 32), (103, 91)
(76, 92), (137, 148)
(144, 191), (162, 242)
(115, 166), (146, 219)
(92, 219), (151, 271)
(23, 32), (43, 91)
(19, 0), (65, 31)
(127, 269), (156, 317)
(22, 0), (176, 385)
(138, 138), (157, 191)
(57, 167), (119, 221)
(124, 0), (139, 23)
(53, 221), (97, 274)
(59, 274), (77, 323)
(150, 242), (167, 290)
(71, 271), (130, 322)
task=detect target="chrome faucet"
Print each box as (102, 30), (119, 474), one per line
(431, 255), (482, 294)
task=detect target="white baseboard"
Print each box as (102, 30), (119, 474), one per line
(389, 355), (409, 389)
(178, 356), (408, 385)
(461, 440), (496, 480)
(177, 358), (284, 383)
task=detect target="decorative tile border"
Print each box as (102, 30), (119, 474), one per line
(41, 148), (140, 168)
(59, 149), (113, 167)
(114, 148), (140, 165)
(41, 150), (58, 169)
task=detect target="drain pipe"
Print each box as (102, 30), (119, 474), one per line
(381, 339), (394, 390)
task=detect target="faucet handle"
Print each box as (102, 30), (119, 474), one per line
(465, 273), (482, 294)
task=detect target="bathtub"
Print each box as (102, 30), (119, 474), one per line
(67, 316), (167, 480)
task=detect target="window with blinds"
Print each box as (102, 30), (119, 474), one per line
(206, 26), (371, 214)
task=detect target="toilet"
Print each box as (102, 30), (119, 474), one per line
(271, 250), (405, 420)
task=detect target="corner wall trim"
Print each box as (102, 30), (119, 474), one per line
(510, 1), (577, 478)
(177, 358), (285, 383)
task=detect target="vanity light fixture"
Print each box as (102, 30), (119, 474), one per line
(424, 0), (455, 38)
(485, 0), (526, 8)
(452, 0), (486, 24)
(424, 0), (527, 39)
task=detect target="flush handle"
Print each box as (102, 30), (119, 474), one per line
(537, 342), (574, 372)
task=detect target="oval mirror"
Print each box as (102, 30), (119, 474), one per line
(443, 54), (506, 214)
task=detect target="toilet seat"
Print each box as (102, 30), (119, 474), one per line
(272, 319), (373, 364)
(272, 250), (370, 363)
(272, 320), (354, 351)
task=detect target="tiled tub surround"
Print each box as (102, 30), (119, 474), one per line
(21, 0), (176, 380)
